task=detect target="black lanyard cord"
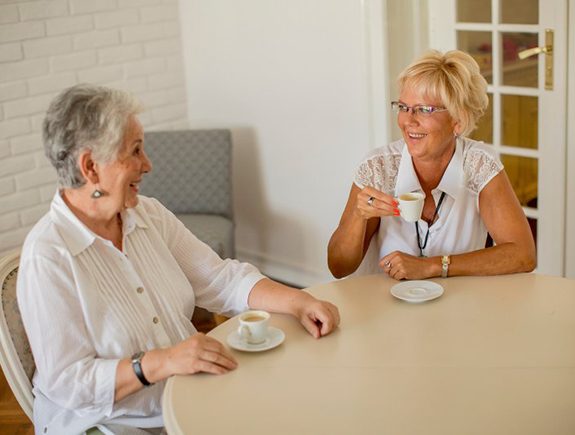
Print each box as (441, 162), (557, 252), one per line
(415, 191), (446, 257)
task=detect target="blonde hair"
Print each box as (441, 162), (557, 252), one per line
(397, 49), (488, 136)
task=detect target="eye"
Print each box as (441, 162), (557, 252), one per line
(417, 105), (435, 115)
(133, 146), (141, 155)
(397, 103), (409, 112)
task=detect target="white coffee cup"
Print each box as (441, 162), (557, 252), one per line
(397, 192), (425, 222)
(237, 310), (270, 345)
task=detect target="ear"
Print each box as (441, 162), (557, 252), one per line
(77, 149), (100, 185)
(453, 121), (462, 136)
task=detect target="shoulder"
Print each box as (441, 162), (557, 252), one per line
(354, 140), (404, 192)
(461, 137), (503, 194)
(20, 212), (68, 264)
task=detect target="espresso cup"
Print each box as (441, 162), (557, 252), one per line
(397, 192), (425, 222)
(237, 310), (270, 345)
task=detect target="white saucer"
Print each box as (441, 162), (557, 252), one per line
(390, 280), (444, 303)
(227, 326), (285, 352)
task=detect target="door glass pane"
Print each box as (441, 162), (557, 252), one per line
(502, 94), (538, 149)
(500, 154), (538, 207)
(470, 93), (493, 143)
(501, 32), (538, 87)
(457, 0), (491, 23)
(500, 0), (538, 24)
(527, 217), (538, 249)
(457, 31), (492, 84)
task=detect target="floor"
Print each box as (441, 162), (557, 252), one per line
(0, 368), (33, 435)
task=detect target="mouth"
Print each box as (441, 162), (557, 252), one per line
(129, 181), (141, 193)
(407, 132), (427, 139)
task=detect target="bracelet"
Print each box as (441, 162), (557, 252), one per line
(441, 255), (451, 278)
(131, 351), (153, 386)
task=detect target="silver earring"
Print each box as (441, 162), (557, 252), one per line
(91, 189), (103, 199)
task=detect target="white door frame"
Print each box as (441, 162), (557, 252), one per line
(566, 0), (575, 278)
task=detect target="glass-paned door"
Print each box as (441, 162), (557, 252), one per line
(429, 0), (568, 275)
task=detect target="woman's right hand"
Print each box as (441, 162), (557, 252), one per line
(355, 186), (399, 220)
(162, 333), (238, 376)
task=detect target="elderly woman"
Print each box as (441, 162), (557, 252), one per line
(17, 84), (340, 434)
(328, 50), (536, 280)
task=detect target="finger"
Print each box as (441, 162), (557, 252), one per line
(300, 315), (321, 339)
(313, 307), (338, 337)
(200, 349), (238, 370)
(329, 304), (341, 326)
(193, 359), (234, 375)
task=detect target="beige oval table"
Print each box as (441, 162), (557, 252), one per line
(163, 273), (575, 435)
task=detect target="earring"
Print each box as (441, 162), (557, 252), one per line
(91, 188), (103, 199)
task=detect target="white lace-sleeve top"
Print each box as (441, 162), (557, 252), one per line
(17, 193), (265, 434)
(353, 137), (503, 261)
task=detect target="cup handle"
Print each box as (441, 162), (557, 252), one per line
(238, 325), (251, 342)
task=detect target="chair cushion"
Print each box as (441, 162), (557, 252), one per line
(141, 130), (233, 218)
(176, 214), (235, 259)
(2, 267), (35, 381)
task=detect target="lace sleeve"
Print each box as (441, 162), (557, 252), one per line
(464, 146), (504, 194)
(353, 153), (400, 194)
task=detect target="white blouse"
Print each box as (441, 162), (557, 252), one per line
(17, 193), (265, 434)
(354, 136), (503, 263)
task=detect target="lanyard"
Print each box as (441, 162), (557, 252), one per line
(415, 191), (446, 257)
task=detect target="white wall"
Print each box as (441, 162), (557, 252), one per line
(179, 0), (390, 286)
(0, 0), (189, 255)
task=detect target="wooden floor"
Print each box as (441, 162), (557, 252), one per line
(0, 367), (33, 435)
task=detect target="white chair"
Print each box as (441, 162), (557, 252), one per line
(0, 250), (34, 419)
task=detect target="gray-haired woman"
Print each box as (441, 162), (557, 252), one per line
(17, 84), (340, 434)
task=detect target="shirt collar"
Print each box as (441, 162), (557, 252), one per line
(394, 137), (463, 200)
(50, 191), (148, 256)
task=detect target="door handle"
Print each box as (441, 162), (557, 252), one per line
(517, 29), (554, 90)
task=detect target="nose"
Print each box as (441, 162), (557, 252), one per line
(142, 150), (152, 174)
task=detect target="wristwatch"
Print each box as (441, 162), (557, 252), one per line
(441, 255), (451, 278)
(131, 351), (153, 386)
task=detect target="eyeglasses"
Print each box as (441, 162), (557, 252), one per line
(391, 101), (448, 117)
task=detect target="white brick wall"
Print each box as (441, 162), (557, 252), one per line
(0, 0), (189, 255)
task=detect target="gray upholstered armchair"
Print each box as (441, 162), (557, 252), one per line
(140, 129), (235, 259)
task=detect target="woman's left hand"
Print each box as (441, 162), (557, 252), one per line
(294, 292), (340, 338)
(379, 251), (436, 280)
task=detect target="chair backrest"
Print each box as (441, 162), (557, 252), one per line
(0, 250), (34, 419)
(141, 129), (233, 219)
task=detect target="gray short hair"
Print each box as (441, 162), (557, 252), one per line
(397, 50), (488, 136)
(43, 84), (142, 188)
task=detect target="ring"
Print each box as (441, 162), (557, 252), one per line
(367, 196), (375, 206)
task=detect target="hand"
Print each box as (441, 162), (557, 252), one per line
(380, 251), (436, 280)
(355, 186), (399, 220)
(163, 333), (238, 376)
(293, 292), (340, 338)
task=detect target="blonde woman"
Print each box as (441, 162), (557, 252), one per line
(328, 49), (536, 280)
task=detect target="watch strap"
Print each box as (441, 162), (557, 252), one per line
(441, 255), (450, 278)
(131, 351), (152, 386)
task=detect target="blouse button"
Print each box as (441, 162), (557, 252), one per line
(136, 287), (144, 294)
(153, 317), (159, 324)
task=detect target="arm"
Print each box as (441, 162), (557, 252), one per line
(327, 183), (397, 278)
(380, 171), (536, 279)
(247, 278), (340, 338)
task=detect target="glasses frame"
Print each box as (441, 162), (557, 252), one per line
(391, 101), (449, 117)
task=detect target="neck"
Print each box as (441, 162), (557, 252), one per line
(61, 187), (122, 239)
(413, 141), (456, 193)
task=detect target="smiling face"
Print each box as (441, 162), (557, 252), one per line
(97, 115), (151, 211)
(397, 86), (459, 164)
